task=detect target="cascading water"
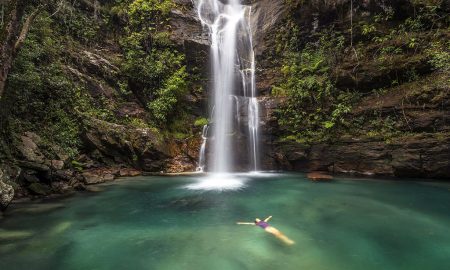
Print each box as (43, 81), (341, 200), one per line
(196, 125), (208, 172)
(195, 0), (260, 173)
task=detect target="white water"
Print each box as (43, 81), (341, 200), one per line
(195, 0), (260, 173)
(196, 125), (208, 172)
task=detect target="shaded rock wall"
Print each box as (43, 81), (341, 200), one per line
(268, 134), (450, 179)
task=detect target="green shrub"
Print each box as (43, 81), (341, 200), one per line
(148, 67), (188, 125)
(425, 41), (450, 72)
(274, 33), (354, 142)
(194, 117), (209, 127)
(119, 0), (189, 128)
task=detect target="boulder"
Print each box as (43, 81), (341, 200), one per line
(82, 169), (117, 185)
(0, 169), (14, 210)
(17, 132), (45, 163)
(51, 181), (73, 194)
(17, 161), (50, 172)
(21, 171), (40, 183)
(51, 160), (65, 170)
(119, 168), (142, 177)
(28, 183), (51, 196)
(82, 118), (170, 171)
(82, 171), (106, 185)
(52, 170), (75, 182)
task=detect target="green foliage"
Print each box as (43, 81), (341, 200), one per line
(148, 67), (188, 125)
(6, 13), (83, 158)
(5, 7), (128, 158)
(126, 117), (151, 129)
(55, 5), (101, 45)
(274, 31), (355, 142)
(119, 0), (188, 128)
(127, 0), (174, 30)
(374, 8), (395, 23)
(194, 117), (209, 127)
(425, 41), (450, 72)
(71, 160), (84, 171)
(361, 23), (377, 36)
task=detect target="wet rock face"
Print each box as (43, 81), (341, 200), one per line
(170, 2), (209, 47)
(249, 0), (288, 55)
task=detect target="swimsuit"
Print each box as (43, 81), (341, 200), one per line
(256, 221), (269, 229)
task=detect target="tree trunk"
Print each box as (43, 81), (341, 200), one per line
(0, 0), (40, 100)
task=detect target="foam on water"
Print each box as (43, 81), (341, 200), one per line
(185, 173), (247, 191)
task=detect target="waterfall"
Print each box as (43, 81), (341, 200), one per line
(195, 0), (260, 173)
(196, 125), (208, 172)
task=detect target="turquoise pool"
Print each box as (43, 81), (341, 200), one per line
(1, 174), (449, 270)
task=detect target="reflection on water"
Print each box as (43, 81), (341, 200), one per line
(1, 174), (449, 270)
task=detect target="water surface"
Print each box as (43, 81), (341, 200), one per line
(1, 174), (449, 270)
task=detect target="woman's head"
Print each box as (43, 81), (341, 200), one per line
(254, 218), (261, 224)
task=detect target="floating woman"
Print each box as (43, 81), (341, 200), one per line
(237, 216), (295, 245)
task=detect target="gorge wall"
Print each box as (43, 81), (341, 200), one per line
(253, 0), (449, 179)
(171, 0), (449, 179)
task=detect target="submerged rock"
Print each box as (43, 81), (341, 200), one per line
(0, 229), (34, 241)
(307, 172), (333, 181)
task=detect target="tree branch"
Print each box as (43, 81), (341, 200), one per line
(14, 5), (42, 53)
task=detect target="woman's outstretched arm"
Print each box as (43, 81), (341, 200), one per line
(236, 222), (255, 225)
(264, 216), (272, 222)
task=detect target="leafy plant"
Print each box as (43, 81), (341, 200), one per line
(425, 41), (450, 72)
(194, 117), (209, 127)
(148, 67), (188, 125)
(119, 0), (189, 128)
(274, 31), (355, 142)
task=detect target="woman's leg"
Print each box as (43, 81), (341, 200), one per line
(265, 227), (295, 245)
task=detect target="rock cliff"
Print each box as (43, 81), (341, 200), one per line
(254, 0), (450, 179)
